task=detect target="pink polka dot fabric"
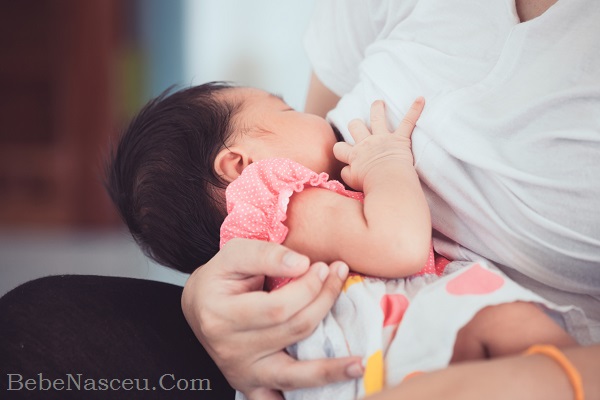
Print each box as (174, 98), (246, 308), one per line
(219, 157), (443, 291)
(220, 158), (363, 248)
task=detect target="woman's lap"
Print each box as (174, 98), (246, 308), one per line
(0, 275), (234, 399)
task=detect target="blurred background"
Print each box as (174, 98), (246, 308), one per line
(0, 0), (316, 296)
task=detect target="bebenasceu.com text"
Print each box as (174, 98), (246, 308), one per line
(4, 373), (212, 392)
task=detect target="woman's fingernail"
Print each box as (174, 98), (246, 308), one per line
(337, 262), (349, 279)
(283, 251), (308, 268)
(346, 362), (364, 378)
(318, 264), (329, 282)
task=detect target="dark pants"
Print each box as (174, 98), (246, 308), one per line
(0, 275), (234, 399)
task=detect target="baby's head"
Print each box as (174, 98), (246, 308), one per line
(213, 86), (342, 185)
(106, 82), (342, 272)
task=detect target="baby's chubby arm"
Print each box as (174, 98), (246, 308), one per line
(283, 99), (430, 278)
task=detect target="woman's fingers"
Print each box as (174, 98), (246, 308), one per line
(271, 262), (349, 343)
(395, 97), (425, 138)
(182, 239), (324, 344)
(264, 261), (349, 328)
(240, 262), (350, 351)
(222, 261), (346, 331)
(182, 240), (360, 397)
(195, 238), (348, 335)
(258, 351), (364, 393)
(219, 238), (311, 281)
(246, 388), (284, 400)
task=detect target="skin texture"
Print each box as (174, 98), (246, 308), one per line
(216, 90), (430, 276)
(283, 99), (431, 276)
(214, 88), (344, 183)
(181, 239), (364, 400)
(184, 92), (581, 399)
(304, 72), (341, 117)
(450, 302), (575, 362)
(182, 1), (599, 399)
(364, 345), (600, 400)
(515, 0), (557, 22)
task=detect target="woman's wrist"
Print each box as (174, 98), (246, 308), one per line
(524, 345), (584, 400)
(365, 344), (600, 400)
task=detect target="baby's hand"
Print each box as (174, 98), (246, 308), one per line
(333, 97), (425, 191)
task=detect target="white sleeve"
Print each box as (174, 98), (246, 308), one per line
(303, 0), (386, 97)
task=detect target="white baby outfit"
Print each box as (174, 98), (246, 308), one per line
(224, 159), (589, 400)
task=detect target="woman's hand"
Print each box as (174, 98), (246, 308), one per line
(333, 97), (424, 191)
(181, 238), (364, 400)
(365, 344), (600, 400)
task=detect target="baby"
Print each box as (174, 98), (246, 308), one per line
(106, 82), (580, 399)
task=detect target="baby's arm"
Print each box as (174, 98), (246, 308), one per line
(284, 99), (430, 278)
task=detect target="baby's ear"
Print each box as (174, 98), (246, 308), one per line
(214, 147), (251, 183)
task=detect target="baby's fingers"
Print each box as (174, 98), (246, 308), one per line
(347, 118), (371, 143)
(333, 141), (352, 164)
(340, 166), (355, 189)
(369, 100), (390, 135)
(395, 97), (425, 138)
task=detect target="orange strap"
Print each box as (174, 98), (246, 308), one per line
(524, 344), (584, 400)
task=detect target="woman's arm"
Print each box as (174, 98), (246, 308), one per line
(365, 344), (600, 400)
(304, 72), (340, 117)
(284, 99), (431, 278)
(181, 238), (364, 400)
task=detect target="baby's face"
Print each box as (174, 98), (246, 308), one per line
(227, 88), (344, 180)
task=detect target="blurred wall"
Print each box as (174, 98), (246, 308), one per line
(0, 0), (122, 228)
(138, 0), (185, 98)
(0, 0), (318, 295)
(183, 0), (316, 110)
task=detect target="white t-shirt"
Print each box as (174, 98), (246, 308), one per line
(305, 0), (600, 334)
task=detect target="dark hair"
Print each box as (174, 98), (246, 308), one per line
(105, 82), (240, 273)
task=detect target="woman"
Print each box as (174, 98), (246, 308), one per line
(182, 0), (600, 398)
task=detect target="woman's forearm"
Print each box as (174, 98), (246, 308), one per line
(366, 344), (600, 400)
(304, 72), (340, 117)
